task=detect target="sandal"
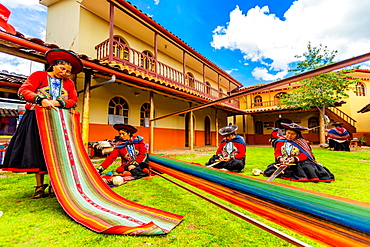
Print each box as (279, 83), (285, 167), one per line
(31, 184), (48, 199)
(48, 186), (55, 197)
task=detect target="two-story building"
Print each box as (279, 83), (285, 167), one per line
(232, 69), (370, 145)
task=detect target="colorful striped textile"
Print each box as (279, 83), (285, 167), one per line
(35, 107), (183, 235)
(149, 154), (370, 246)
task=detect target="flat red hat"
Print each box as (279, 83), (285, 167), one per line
(45, 48), (83, 74)
(113, 123), (138, 134)
(281, 123), (308, 132)
(0, 4), (16, 35)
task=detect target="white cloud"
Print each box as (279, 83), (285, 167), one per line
(1, 0), (45, 11)
(225, 68), (238, 74)
(211, 0), (370, 81)
(252, 67), (288, 81)
(154, 0), (160, 5)
(0, 53), (44, 76)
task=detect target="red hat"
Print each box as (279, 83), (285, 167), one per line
(281, 123), (308, 132)
(113, 123), (137, 134)
(219, 125), (238, 135)
(332, 122), (343, 127)
(45, 48), (83, 74)
(0, 4), (16, 35)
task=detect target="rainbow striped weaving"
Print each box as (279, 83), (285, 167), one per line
(35, 107), (183, 235)
(149, 154), (370, 246)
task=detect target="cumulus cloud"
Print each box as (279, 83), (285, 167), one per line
(0, 54), (44, 76)
(225, 68), (238, 74)
(211, 0), (370, 81)
(1, 0), (46, 11)
(154, 0), (160, 5)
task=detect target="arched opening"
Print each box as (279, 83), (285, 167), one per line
(255, 121), (263, 135)
(141, 50), (155, 71)
(186, 72), (195, 88)
(254, 95), (262, 107)
(108, 97), (129, 124)
(308, 117), (319, 133)
(140, 102), (151, 127)
(113, 36), (129, 60)
(356, 81), (366, 96)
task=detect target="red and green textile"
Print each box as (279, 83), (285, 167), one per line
(35, 107), (183, 235)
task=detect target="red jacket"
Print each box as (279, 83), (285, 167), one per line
(100, 136), (147, 169)
(216, 136), (246, 160)
(274, 140), (308, 162)
(18, 71), (78, 109)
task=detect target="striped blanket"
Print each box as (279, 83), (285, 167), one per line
(35, 107), (183, 235)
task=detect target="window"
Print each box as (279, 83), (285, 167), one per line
(356, 82), (366, 96)
(308, 117), (319, 133)
(141, 50), (155, 71)
(255, 121), (263, 134)
(205, 81), (211, 95)
(186, 72), (195, 88)
(274, 92), (287, 100)
(219, 88), (224, 98)
(108, 97), (129, 124)
(140, 103), (151, 127)
(254, 95), (262, 107)
(113, 36), (129, 60)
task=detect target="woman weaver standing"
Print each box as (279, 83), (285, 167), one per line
(2, 49), (83, 198)
(264, 123), (335, 182)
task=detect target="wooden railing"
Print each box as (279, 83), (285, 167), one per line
(251, 100), (279, 108)
(95, 39), (239, 108)
(327, 107), (356, 127)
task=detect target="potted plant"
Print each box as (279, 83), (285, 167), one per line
(358, 136), (366, 146)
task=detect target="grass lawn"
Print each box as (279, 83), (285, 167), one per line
(0, 146), (369, 246)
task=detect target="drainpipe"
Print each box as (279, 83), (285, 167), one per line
(77, 75), (116, 94)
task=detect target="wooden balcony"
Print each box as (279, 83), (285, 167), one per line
(251, 100), (279, 109)
(95, 39), (239, 108)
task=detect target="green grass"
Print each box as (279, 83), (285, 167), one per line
(0, 146), (369, 246)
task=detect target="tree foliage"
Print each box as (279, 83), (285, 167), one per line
(279, 42), (358, 111)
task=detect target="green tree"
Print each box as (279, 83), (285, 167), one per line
(279, 42), (358, 143)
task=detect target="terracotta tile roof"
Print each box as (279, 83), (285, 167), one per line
(0, 31), (245, 114)
(0, 70), (27, 84)
(358, 103), (370, 113)
(0, 108), (19, 117)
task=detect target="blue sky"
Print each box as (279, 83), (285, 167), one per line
(1, 0), (370, 86)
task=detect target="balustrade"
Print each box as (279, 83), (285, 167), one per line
(95, 39), (239, 108)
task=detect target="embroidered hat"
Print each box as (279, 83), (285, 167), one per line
(219, 125), (238, 135)
(0, 4), (16, 35)
(332, 122), (344, 126)
(45, 48), (83, 74)
(113, 123), (138, 134)
(281, 123), (308, 132)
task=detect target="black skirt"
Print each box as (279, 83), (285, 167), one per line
(1, 110), (47, 174)
(328, 139), (350, 151)
(264, 160), (335, 182)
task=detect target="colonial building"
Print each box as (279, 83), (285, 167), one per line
(1, 0), (369, 150)
(40, 0), (247, 151)
(232, 69), (370, 145)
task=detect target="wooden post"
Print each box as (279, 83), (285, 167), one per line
(149, 91), (154, 153)
(108, 3), (114, 61)
(243, 114), (246, 141)
(154, 33), (158, 74)
(81, 71), (91, 151)
(215, 109), (219, 145)
(319, 110), (326, 144)
(190, 110), (194, 150)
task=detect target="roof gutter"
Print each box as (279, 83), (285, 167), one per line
(0, 32), (244, 113)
